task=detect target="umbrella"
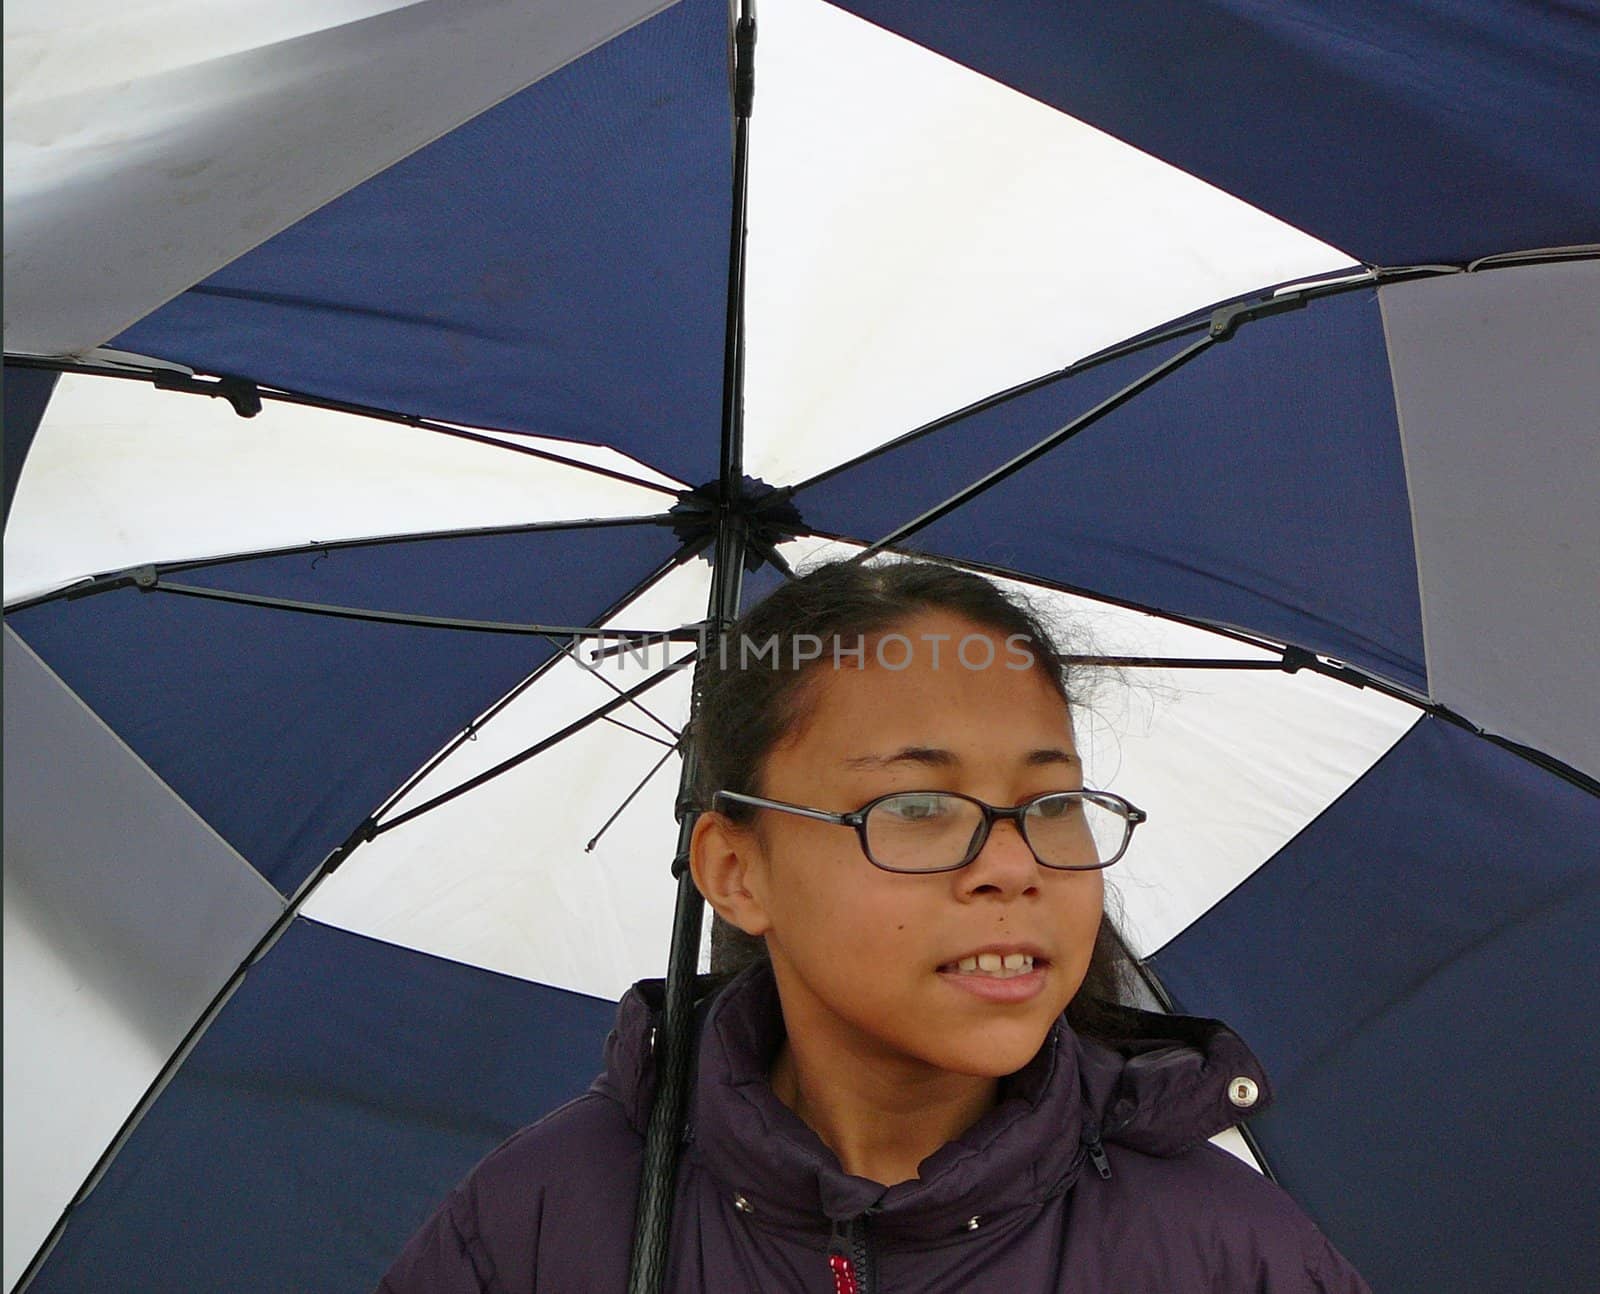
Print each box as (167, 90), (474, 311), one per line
(5, 1), (1597, 1290)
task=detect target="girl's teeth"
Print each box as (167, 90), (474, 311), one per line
(949, 954), (1035, 978)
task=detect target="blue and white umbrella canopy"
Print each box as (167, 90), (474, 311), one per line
(4, 2), (1597, 1291)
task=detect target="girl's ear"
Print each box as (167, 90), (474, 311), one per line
(689, 811), (773, 938)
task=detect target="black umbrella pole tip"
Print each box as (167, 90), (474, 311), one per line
(734, 15), (756, 119)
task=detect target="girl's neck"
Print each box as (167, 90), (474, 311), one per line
(768, 1035), (999, 1187)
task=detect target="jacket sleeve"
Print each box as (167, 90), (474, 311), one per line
(1298, 1222), (1373, 1294)
(374, 1093), (641, 1294)
(1154, 1144), (1375, 1294)
(377, 1176), (520, 1294)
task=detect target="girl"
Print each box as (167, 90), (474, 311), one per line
(381, 559), (1370, 1292)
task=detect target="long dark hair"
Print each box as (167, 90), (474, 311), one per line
(689, 557), (1137, 1042)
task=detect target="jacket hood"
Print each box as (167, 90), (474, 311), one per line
(592, 961), (1271, 1243)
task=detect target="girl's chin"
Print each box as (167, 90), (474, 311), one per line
(917, 1023), (1059, 1080)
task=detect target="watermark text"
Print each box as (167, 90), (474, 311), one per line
(572, 629), (1036, 674)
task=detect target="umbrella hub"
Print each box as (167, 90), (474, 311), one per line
(669, 474), (804, 571)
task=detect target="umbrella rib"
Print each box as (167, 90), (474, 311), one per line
(371, 651), (697, 837)
(1061, 656), (1299, 671)
(585, 741), (682, 852)
(883, 544), (1600, 791)
(966, 537), (1593, 796)
(792, 334), (1207, 495)
(802, 527), (1290, 656)
(2, 354), (685, 498)
(6, 515), (682, 612)
(788, 273), (1388, 495)
(165, 514), (675, 571)
(139, 579), (707, 640)
(540, 633), (683, 743)
(601, 714), (679, 748)
(786, 263), (1524, 497)
(935, 546), (1389, 668)
(854, 330), (1222, 559)
(809, 536), (1450, 705)
(746, 533), (799, 580)
(908, 552), (1600, 796)
(372, 654), (566, 824)
(260, 384), (684, 496)
(368, 544), (705, 821)
(1430, 709), (1600, 798)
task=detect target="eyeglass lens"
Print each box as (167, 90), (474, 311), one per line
(863, 793), (1128, 871)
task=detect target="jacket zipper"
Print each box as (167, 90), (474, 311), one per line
(825, 1125), (1108, 1291)
(828, 1213), (877, 1294)
(1082, 1119), (1113, 1180)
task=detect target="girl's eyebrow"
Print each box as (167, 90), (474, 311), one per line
(1026, 747), (1080, 767)
(842, 746), (1079, 769)
(842, 746), (955, 769)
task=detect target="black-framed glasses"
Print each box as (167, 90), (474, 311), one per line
(713, 788), (1146, 874)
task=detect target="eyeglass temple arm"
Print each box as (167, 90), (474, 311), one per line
(713, 790), (854, 826)
(1079, 791), (1146, 825)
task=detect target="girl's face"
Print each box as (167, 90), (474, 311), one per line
(714, 610), (1104, 1081)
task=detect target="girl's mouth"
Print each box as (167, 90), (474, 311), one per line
(935, 953), (1049, 1003)
(937, 951), (1038, 978)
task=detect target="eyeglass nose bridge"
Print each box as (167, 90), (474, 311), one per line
(937, 794), (1141, 873)
(845, 795), (1034, 873)
(957, 802), (1043, 871)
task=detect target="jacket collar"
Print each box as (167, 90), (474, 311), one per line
(594, 961), (1271, 1242)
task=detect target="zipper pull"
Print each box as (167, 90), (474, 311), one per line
(828, 1218), (864, 1294)
(827, 1219), (861, 1294)
(1082, 1122), (1113, 1180)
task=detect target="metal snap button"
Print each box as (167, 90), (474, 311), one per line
(732, 1194), (754, 1214)
(965, 1216), (981, 1232)
(1228, 1076), (1260, 1109)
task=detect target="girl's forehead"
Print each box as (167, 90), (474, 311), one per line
(776, 613), (1073, 760)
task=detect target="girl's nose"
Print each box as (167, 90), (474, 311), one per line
(959, 817), (1040, 897)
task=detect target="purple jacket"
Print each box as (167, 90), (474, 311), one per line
(381, 964), (1370, 1292)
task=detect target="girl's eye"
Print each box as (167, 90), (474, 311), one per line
(881, 794), (951, 822)
(1031, 794), (1082, 820)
